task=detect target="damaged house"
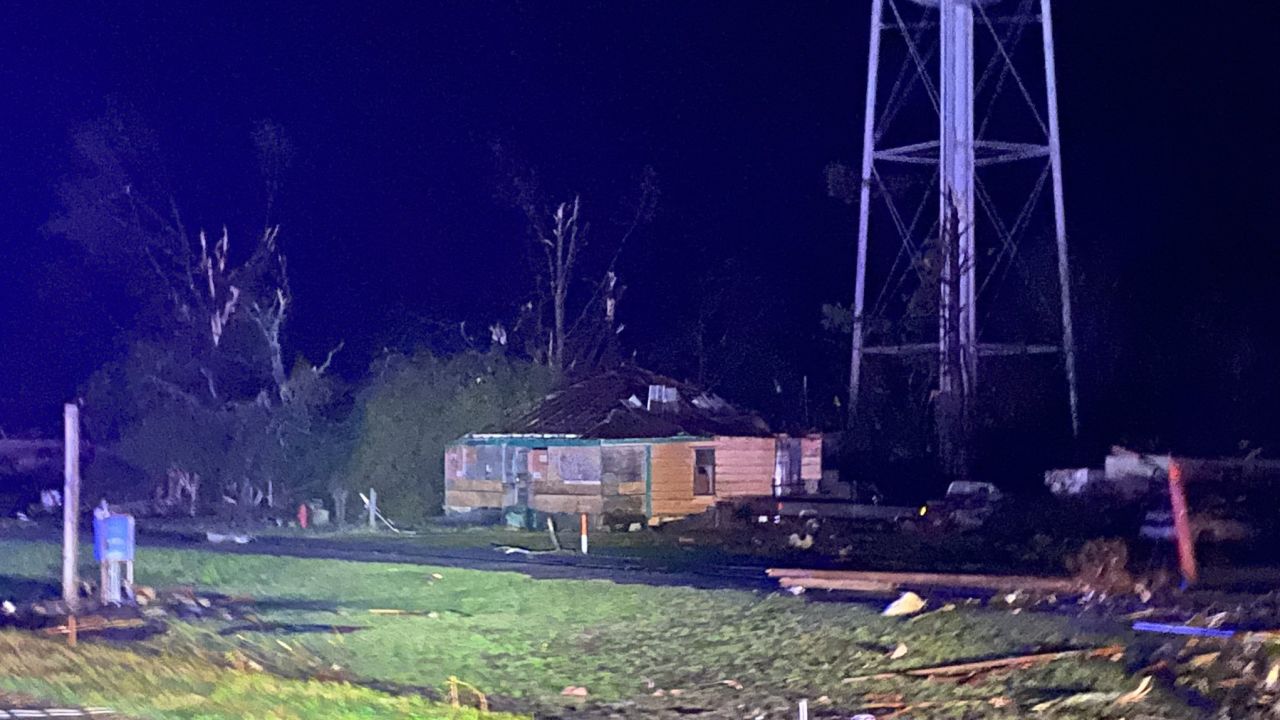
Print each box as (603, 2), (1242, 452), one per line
(443, 368), (821, 522)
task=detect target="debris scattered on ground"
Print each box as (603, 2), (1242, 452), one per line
(888, 643), (909, 659)
(786, 533), (814, 550)
(495, 545), (556, 555)
(882, 591), (926, 617)
(560, 686), (589, 697)
(843, 645), (1124, 682)
(368, 608), (439, 618)
(768, 567), (1080, 595)
(906, 603), (956, 623)
(204, 531), (253, 544)
(1068, 538), (1138, 595)
(1133, 621), (1236, 638)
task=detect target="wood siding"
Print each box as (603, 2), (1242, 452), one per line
(529, 493), (604, 514)
(649, 441), (709, 516)
(445, 433), (821, 519)
(711, 436), (777, 498)
(445, 489), (504, 509)
(801, 436), (822, 480)
(443, 446), (504, 510)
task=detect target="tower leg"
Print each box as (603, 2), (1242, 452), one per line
(939, 0), (976, 479)
(849, 0), (884, 426)
(1040, 0), (1080, 437)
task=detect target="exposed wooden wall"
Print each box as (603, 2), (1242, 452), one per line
(800, 436), (822, 479)
(650, 441), (710, 516)
(801, 435), (823, 494)
(530, 446), (604, 515)
(712, 436), (777, 498)
(443, 445), (503, 511)
(601, 445), (645, 515)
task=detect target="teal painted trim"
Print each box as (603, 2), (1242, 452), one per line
(452, 435), (714, 449)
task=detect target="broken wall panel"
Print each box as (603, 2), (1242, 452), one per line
(548, 446), (602, 485)
(601, 445), (645, 487)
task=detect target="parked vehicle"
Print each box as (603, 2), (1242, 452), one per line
(920, 481), (1005, 530)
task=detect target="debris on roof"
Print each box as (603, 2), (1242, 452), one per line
(503, 366), (772, 439)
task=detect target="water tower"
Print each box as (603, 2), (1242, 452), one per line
(847, 0), (1078, 474)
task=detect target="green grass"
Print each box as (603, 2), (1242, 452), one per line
(0, 630), (512, 720)
(0, 538), (1197, 718)
(143, 514), (1031, 572)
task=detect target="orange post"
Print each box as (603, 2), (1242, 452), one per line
(1168, 460), (1198, 586)
(579, 512), (588, 554)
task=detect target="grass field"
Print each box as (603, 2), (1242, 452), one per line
(141, 512), (1062, 575)
(0, 538), (1196, 719)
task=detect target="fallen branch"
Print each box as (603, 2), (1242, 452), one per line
(842, 645), (1124, 682)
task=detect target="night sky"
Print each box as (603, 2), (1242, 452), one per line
(2, 2), (1278, 454)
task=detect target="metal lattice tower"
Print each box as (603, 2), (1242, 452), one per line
(848, 0), (1079, 461)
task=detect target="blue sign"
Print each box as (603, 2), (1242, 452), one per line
(93, 514), (135, 562)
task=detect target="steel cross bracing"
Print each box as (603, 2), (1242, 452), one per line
(849, 0), (1079, 436)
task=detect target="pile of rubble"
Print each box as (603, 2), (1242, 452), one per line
(0, 585), (262, 641)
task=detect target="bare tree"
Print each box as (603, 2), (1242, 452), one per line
(498, 154), (659, 374)
(53, 108), (341, 513)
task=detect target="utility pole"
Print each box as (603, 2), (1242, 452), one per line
(62, 403), (81, 611)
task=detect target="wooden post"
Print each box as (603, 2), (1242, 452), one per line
(1168, 460), (1198, 586)
(368, 488), (377, 531)
(62, 403), (81, 612)
(546, 516), (562, 552)
(579, 512), (588, 554)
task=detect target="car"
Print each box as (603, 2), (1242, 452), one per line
(919, 481), (1004, 530)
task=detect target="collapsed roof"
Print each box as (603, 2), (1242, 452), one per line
(502, 366), (773, 439)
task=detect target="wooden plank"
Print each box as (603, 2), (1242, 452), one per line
(443, 490), (504, 508)
(445, 478), (503, 493)
(531, 481), (601, 497)
(617, 481), (645, 496)
(529, 494), (604, 514)
(767, 568), (1080, 593)
(779, 577), (896, 592)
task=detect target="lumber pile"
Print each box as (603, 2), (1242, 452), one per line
(766, 567), (1081, 594)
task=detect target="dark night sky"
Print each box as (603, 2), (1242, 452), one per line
(1, 2), (1278, 452)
